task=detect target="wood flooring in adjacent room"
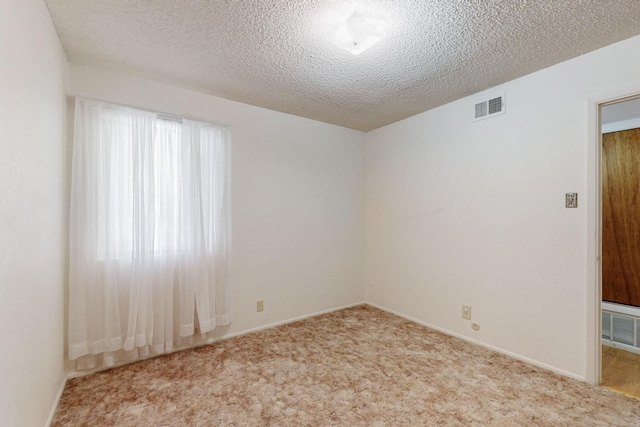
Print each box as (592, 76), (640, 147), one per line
(52, 306), (640, 426)
(602, 345), (640, 400)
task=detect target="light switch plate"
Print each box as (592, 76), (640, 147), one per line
(565, 193), (578, 208)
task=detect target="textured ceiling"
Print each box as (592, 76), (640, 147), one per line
(45, 0), (640, 131)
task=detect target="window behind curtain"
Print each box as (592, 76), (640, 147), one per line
(93, 113), (225, 260)
(69, 98), (232, 370)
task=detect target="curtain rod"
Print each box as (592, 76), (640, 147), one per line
(72, 93), (230, 131)
(156, 113), (183, 123)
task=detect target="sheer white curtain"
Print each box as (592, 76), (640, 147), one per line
(69, 98), (231, 369)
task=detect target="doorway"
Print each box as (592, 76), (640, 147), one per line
(600, 97), (640, 398)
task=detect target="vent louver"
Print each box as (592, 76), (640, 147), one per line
(602, 307), (640, 355)
(488, 97), (502, 114)
(474, 95), (505, 121)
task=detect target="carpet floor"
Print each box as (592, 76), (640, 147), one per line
(52, 305), (640, 426)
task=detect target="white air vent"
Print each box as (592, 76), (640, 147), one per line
(474, 94), (505, 121)
(602, 302), (640, 355)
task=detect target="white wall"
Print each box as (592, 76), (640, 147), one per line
(365, 35), (640, 380)
(67, 64), (366, 373)
(5, 9), (636, 423)
(0, 0), (68, 426)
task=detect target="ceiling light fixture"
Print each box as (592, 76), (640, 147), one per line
(332, 12), (386, 55)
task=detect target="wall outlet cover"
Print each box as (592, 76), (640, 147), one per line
(462, 305), (472, 320)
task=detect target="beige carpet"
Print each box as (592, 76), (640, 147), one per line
(52, 305), (640, 426)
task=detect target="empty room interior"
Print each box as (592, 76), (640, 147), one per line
(4, 0), (640, 425)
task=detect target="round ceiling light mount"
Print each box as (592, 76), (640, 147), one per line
(332, 11), (386, 55)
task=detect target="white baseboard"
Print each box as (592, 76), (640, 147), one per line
(212, 301), (367, 343)
(45, 376), (67, 427)
(365, 302), (585, 382)
(65, 300), (583, 387)
(67, 301), (367, 380)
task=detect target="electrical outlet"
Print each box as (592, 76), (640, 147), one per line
(462, 305), (471, 320)
(472, 322), (480, 331)
(257, 300), (264, 312)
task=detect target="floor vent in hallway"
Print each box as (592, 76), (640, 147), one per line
(603, 301), (640, 355)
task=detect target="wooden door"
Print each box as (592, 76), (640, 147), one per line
(602, 128), (640, 307)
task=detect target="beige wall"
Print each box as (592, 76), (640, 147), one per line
(0, 0), (68, 425)
(5, 2), (640, 423)
(365, 35), (640, 382)
(67, 64), (367, 375)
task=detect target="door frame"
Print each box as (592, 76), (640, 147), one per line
(587, 87), (640, 386)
